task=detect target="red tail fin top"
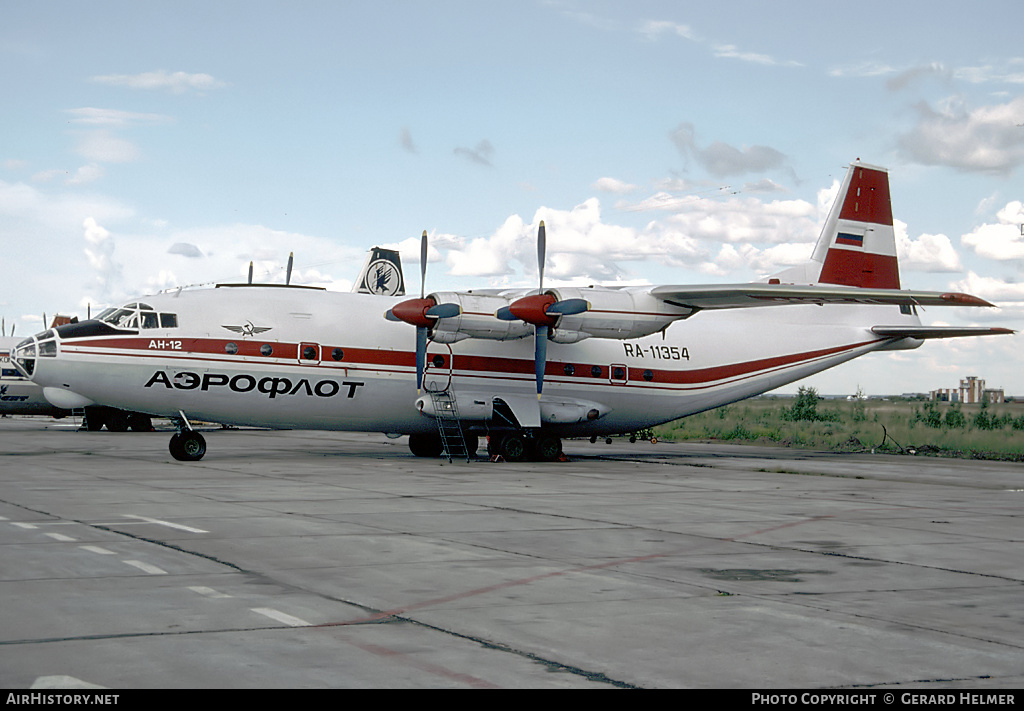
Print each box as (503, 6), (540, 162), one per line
(815, 163), (901, 290)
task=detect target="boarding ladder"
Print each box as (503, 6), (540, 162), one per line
(425, 387), (471, 462)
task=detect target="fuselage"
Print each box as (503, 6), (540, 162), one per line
(14, 285), (921, 436)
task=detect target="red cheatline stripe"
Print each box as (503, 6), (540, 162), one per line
(59, 335), (878, 391)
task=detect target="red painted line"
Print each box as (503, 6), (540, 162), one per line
(314, 514), (836, 630)
(724, 515), (834, 541)
(58, 336), (879, 392)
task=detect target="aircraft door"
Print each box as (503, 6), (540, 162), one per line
(423, 343), (453, 392)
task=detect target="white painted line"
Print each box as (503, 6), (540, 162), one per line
(31, 675), (106, 689)
(251, 607), (311, 627)
(122, 514), (208, 533)
(123, 560), (167, 575)
(12, 522), (38, 529)
(189, 586), (232, 598)
(45, 532), (76, 542)
(80, 545), (116, 555)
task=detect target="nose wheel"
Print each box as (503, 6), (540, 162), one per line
(169, 410), (206, 461)
(169, 430), (206, 461)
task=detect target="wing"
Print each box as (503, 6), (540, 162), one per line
(648, 284), (996, 311)
(871, 325), (1015, 340)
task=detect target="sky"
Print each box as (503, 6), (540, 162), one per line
(2, 0), (1023, 396)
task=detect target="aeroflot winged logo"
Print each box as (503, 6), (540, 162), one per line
(222, 321), (273, 337)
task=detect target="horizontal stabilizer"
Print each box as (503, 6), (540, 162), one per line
(650, 284), (997, 311)
(871, 325), (1015, 340)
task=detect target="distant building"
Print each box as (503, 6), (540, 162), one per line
(930, 376), (1005, 404)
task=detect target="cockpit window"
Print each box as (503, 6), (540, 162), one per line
(102, 308), (138, 329)
(98, 303), (178, 330)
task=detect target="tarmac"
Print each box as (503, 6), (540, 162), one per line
(1, 416), (1022, 689)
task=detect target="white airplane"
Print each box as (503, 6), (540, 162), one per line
(1, 336), (71, 417)
(10, 161), (1013, 462)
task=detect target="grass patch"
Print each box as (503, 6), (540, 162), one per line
(653, 393), (1024, 461)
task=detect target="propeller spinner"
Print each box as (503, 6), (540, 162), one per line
(496, 221), (589, 397)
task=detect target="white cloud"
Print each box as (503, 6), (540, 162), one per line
(829, 60), (898, 79)
(897, 96), (1024, 175)
(894, 220), (963, 273)
(712, 44), (802, 68)
(65, 107), (171, 127)
(637, 20), (698, 42)
(639, 19), (799, 66)
(628, 191), (819, 245)
(947, 272), (1024, 325)
(82, 217), (123, 303)
(961, 200), (1024, 260)
(65, 164), (105, 186)
(90, 70), (226, 94)
(74, 130), (141, 164)
(592, 177), (639, 194)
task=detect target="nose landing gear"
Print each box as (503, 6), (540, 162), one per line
(169, 411), (206, 461)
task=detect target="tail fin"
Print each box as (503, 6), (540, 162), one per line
(809, 161), (900, 289)
(352, 247), (406, 296)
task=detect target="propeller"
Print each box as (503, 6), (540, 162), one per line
(285, 252), (294, 285)
(385, 231), (460, 392)
(495, 221), (589, 398)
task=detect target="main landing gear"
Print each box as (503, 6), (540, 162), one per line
(407, 430), (563, 462)
(169, 411), (206, 462)
(486, 431), (563, 462)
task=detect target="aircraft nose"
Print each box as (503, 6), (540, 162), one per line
(10, 336), (38, 378)
(11, 329), (57, 380)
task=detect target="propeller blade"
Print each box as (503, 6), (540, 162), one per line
(546, 298), (589, 316)
(285, 252), (294, 285)
(534, 324), (548, 398)
(419, 230), (428, 299)
(248, 261), (254, 284)
(426, 303), (461, 319)
(495, 306), (515, 321)
(537, 220), (546, 291)
(415, 326), (427, 393)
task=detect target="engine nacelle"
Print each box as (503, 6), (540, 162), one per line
(547, 287), (691, 340)
(427, 291), (531, 342)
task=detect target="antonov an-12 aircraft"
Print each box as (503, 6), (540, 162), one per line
(11, 161), (1013, 461)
